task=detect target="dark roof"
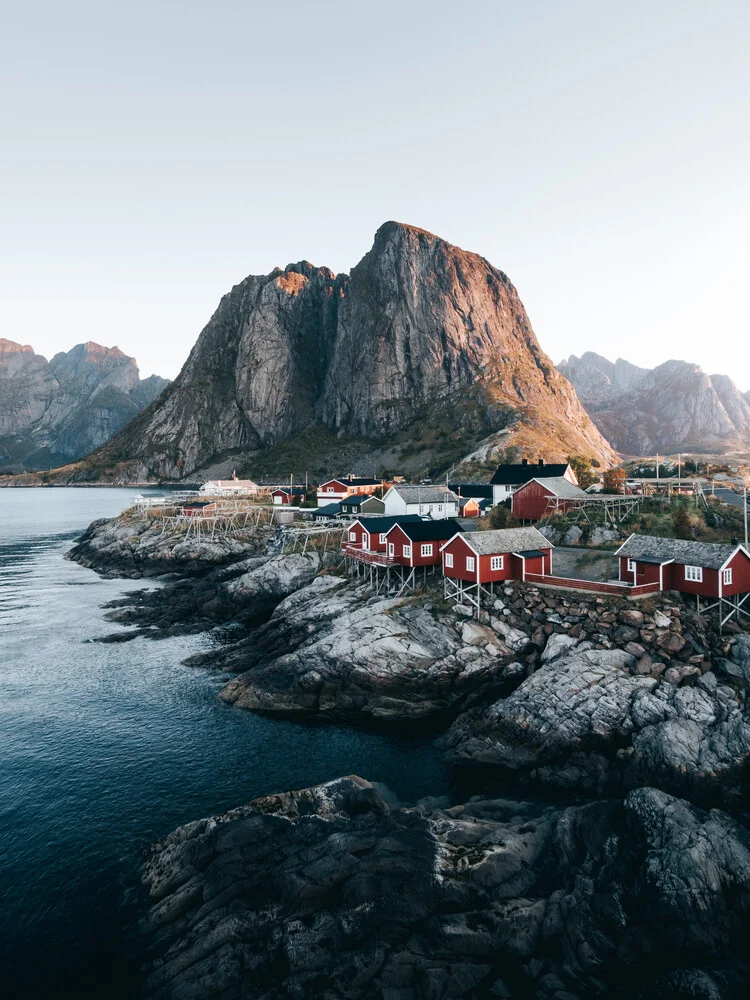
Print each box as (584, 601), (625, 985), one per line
(517, 549), (546, 558)
(387, 519), (462, 542)
(490, 463), (571, 486)
(314, 503), (342, 517)
(354, 514), (422, 533)
(616, 533), (746, 570)
(712, 488), (749, 510)
(477, 498), (492, 509)
(182, 500), (214, 509)
(274, 486), (307, 495)
(340, 494), (375, 507)
(448, 483), (494, 500)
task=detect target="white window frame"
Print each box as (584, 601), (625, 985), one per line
(490, 555), (504, 571)
(445, 552), (454, 568)
(685, 565), (703, 582)
(723, 567), (733, 586)
(403, 545), (412, 559)
(437, 504), (443, 513)
(421, 543), (433, 557)
(349, 531), (356, 541)
(466, 556), (475, 572)
(627, 558), (636, 572)
(379, 533), (386, 544)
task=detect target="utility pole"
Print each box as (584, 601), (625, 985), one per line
(678, 453), (682, 490)
(656, 454), (660, 484)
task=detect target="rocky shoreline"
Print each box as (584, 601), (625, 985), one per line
(69, 512), (750, 998)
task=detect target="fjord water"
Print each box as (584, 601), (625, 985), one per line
(0, 489), (451, 999)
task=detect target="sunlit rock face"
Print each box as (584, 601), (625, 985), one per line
(91, 222), (614, 479)
(0, 339), (168, 471)
(559, 351), (750, 455)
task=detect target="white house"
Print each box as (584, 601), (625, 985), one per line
(199, 478), (259, 496)
(382, 485), (459, 519)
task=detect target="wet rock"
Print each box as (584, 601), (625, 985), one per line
(140, 778), (750, 1000)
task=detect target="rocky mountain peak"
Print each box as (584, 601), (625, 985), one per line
(559, 351), (750, 456)
(89, 223), (614, 480)
(0, 338), (35, 354)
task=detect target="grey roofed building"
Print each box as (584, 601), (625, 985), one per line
(389, 485), (459, 504)
(615, 533), (744, 570)
(528, 477), (590, 499)
(455, 526), (553, 555)
(314, 503), (342, 519)
(712, 488), (749, 511)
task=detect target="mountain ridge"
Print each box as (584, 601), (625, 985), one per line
(0, 340), (169, 472)
(559, 351), (750, 456)
(73, 222), (614, 482)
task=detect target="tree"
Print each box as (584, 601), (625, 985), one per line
(566, 454), (598, 490)
(672, 508), (693, 540)
(602, 467), (628, 494)
(489, 502), (516, 529)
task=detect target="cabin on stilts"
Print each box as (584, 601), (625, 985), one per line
(616, 534), (750, 629)
(440, 526), (554, 615)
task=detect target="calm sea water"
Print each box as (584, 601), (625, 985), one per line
(0, 488), (453, 999)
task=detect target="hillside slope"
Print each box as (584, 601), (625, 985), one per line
(74, 223), (613, 482)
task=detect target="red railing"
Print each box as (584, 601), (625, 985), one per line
(342, 544), (398, 566)
(524, 573), (661, 598)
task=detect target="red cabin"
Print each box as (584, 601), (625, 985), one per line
(511, 477), (590, 523)
(458, 497), (481, 518)
(344, 515), (421, 554)
(272, 487), (306, 505)
(616, 534), (750, 599)
(384, 519), (461, 566)
(441, 526), (553, 583)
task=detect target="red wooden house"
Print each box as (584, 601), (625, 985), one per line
(441, 526), (553, 584)
(272, 487), (307, 505)
(384, 519), (461, 567)
(511, 477), (590, 523)
(458, 497), (481, 518)
(318, 476), (384, 503)
(616, 534), (750, 602)
(344, 515), (421, 554)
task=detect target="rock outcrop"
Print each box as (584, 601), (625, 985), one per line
(86, 223), (614, 479)
(0, 339), (168, 471)
(559, 351), (750, 456)
(141, 775), (750, 1000)
(218, 577), (525, 720)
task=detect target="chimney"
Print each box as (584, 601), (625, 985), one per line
(521, 458), (528, 466)
(538, 458), (545, 467)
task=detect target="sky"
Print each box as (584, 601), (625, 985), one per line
(2, 1), (749, 387)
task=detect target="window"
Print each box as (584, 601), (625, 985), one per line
(723, 568), (733, 586)
(685, 565), (703, 582)
(627, 558), (636, 572)
(445, 553), (454, 568)
(419, 504), (425, 515)
(490, 555), (504, 571)
(437, 504), (443, 513)
(466, 556), (475, 572)
(379, 533), (386, 543)
(326, 486), (334, 492)
(403, 545), (412, 559)
(349, 531), (356, 541)
(421, 544), (433, 557)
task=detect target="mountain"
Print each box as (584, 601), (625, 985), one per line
(42, 223), (615, 483)
(558, 351), (750, 456)
(0, 340), (169, 472)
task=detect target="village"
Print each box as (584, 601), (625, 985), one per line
(128, 456), (750, 631)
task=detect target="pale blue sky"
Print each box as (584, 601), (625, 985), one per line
(2, 1), (748, 387)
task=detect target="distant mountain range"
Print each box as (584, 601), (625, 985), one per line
(558, 352), (750, 457)
(0, 339), (168, 472)
(59, 222), (614, 483)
